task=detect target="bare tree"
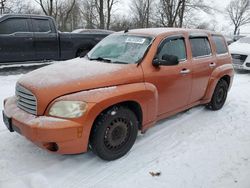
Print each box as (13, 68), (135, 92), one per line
(93, 0), (119, 29)
(80, 0), (99, 29)
(34, 0), (77, 31)
(155, 0), (212, 28)
(4, 0), (40, 14)
(0, 0), (6, 15)
(130, 0), (154, 28)
(226, 0), (250, 35)
(94, 0), (105, 29)
(106, 0), (117, 29)
(157, 0), (184, 27)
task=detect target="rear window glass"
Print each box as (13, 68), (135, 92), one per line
(190, 37), (212, 58)
(0, 18), (29, 34)
(33, 19), (51, 32)
(212, 36), (228, 54)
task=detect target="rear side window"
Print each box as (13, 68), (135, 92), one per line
(0, 18), (29, 34)
(190, 37), (211, 58)
(158, 37), (187, 61)
(212, 36), (228, 54)
(33, 19), (51, 32)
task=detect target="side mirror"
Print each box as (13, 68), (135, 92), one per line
(153, 54), (179, 66)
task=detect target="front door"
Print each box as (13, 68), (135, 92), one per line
(0, 18), (34, 64)
(144, 35), (192, 116)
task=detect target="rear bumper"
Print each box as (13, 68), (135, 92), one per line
(3, 97), (87, 154)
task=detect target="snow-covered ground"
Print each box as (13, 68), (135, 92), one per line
(1, 71), (250, 188)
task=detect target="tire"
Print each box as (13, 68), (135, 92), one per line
(90, 106), (138, 161)
(206, 79), (229, 111)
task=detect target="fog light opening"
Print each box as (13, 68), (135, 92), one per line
(44, 142), (59, 152)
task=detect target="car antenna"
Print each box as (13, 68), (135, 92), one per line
(124, 27), (129, 33)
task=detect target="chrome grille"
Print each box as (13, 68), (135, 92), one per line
(231, 54), (247, 65)
(16, 84), (37, 115)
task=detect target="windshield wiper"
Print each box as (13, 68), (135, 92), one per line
(111, 61), (128, 64)
(89, 57), (112, 63)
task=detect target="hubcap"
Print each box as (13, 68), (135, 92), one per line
(104, 118), (131, 151)
(216, 87), (225, 104)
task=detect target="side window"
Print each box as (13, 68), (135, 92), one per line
(190, 37), (212, 58)
(158, 37), (187, 61)
(212, 36), (228, 54)
(33, 19), (51, 33)
(0, 18), (29, 34)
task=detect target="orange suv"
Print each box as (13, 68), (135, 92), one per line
(2, 28), (234, 160)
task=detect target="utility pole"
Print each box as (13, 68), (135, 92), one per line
(0, 0), (6, 15)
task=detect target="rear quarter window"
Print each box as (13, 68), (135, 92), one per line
(190, 37), (211, 58)
(212, 36), (228, 54)
(33, 19), (51, 33)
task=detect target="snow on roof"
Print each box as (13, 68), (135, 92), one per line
(118, 27), (220, 37)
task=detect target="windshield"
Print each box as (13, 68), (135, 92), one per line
(88, 34), (153, 64)
(238, 37), (250, 44)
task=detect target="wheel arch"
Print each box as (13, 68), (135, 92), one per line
(203, 64), (234, 102)
(92, 100), (143, 131)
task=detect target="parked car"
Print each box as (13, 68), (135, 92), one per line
(233, 35), (245, 42)
(0, 14), (111, 65)
(224, 35), (234, 45)
(229, 36), (250, 70)
(3, 28), (234, 161)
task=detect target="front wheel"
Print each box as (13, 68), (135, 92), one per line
(90, 106), (138, 161)
(206, 79), (229, 111)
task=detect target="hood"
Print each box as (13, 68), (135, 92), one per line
(229, 42), (250, 55)
(18, 58), (144, 115)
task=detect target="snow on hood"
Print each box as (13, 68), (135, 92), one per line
(19, 58), (123, 89)
(18, 58), (143, 115)
(229, 42), (250, 55)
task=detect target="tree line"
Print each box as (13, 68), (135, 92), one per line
(2, 0), (250, 34)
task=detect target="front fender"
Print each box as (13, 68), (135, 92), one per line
(57, 82), (158, 126)
(49, 82), (158, 149)
(203, 64), (234, 102)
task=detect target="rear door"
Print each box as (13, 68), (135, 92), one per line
(188, 35), (216, 104)
(31, 18), (60, 61)
(0, 17), (34, 64)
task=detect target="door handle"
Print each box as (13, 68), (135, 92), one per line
(180, 69), (191, 74)
(209, 62), (216, 68)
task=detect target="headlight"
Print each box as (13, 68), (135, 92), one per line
(49, 101), (87, 118)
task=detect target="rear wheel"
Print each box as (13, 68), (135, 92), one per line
(90, 106), (138, 161)
(206, 79), (229, 111)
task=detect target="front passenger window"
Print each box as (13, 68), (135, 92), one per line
(157, 37), (187, 62)
(0, 18), (29, 34)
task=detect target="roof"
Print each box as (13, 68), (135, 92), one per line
(0, 14), (53, 21)
(118, 27), (220, 37)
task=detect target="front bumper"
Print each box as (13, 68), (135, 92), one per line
(232, 54), (250, 70)
(3, 97), (87, 154)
